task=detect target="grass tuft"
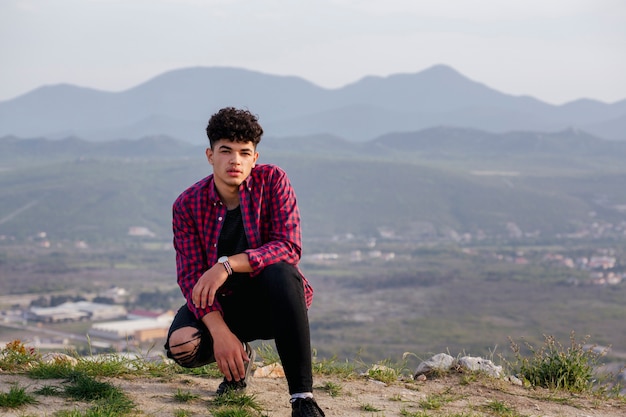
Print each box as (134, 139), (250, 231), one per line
(360, 402), (381, 411)
(366, 362), (400, 384)
(255, 343), (280, 365)
(400, 409), (430, 417)
(418, 387), (459, 410)
(34, 384), (64, 396)
(312, 352), (356, 378)
(28, 359), (76, 379)
(319, 381), (342, 397)
(63, 372), (122, 401)
(481, 399), (521, 417)
(212, 390), (262, 411)
(57, 371), (136, 416)
(0, 384), (38, 409)
(173, 388), (200, 403)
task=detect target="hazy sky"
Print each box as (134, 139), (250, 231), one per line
(1, 0), (625, 105)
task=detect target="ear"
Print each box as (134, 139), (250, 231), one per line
(252, 151), (259, 168)
(205, 147), (213, 165)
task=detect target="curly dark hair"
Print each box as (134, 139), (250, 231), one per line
(206, 107), (264, 149)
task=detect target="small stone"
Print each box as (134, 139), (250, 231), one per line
(41, 352), (78, 366)
(505, 375), (523, 385)
(253, 363), (285, 378)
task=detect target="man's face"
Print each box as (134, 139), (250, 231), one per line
(206, 139), (259, 189)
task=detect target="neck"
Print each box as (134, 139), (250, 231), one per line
(216, 183), (240, 210)
(223, 198), (240, 210)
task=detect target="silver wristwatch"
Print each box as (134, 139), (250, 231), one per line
(218, 256), (233, 275)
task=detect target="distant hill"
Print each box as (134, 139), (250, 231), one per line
(0, 65), (624, 142)
(2, 128), (626, 243)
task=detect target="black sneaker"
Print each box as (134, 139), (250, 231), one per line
(291, 397), (325, 417)
(216, 342), (256, 395)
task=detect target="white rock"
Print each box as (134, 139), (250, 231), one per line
(414, 353), (455, 378)
(457, 356), (502, 378)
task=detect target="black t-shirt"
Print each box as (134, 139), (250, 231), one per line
(217, 206), (250, 290)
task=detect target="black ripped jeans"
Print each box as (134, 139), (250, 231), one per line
(164, 262), (313, 394)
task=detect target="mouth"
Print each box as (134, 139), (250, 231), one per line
(227, 169), (242, 177)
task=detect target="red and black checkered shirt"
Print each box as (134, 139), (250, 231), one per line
(172, 164), (313, 319)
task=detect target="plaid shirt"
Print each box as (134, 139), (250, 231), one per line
(173, 163), (313, 319)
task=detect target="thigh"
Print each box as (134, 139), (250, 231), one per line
(220, 279), (274, 342)
(220, 262), (306, 341)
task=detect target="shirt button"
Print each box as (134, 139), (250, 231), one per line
(213, 243), (217, 247)
(218, 217), (223, 221)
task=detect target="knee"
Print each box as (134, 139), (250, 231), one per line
(261, 262), (304, 297)
(167, 327), (201, 366)
(263, 262), (301, 284)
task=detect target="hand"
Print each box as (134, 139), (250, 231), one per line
(212, 330), (251, 381)
(192, 264), (228, 309)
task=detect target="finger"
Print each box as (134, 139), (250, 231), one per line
(192, 286), (200, 308)
(199, 286), (206, 309)
(227, 361), (239, 382)
(208, 287), (216, 306)
(226, 359), (242, 381)
(237, 359), (246, 380)
(200, 283), (212, 309)
(219, 360), (232, 381)
(234, 352), (247, 380)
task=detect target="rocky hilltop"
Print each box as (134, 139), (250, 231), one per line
(1, 350), (624, 417)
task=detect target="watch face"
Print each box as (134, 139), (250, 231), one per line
(218, 256), (228, 263)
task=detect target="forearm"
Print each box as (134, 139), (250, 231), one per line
(245, 240), (301, 275)
(202, 310), (231, 336)
(224, 253), (253, 274)
(202, 309), (250, 382)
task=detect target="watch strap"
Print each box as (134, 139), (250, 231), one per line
(219, 256), (233, 276)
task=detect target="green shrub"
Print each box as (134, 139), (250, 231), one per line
(508, 332), (602, 393)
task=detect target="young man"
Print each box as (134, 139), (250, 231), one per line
(165, 107), (325, 417)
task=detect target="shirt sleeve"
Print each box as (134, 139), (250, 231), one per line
(245, 167), (302, 275)
(173, 194), (223, 319)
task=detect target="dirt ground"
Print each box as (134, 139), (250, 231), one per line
(1, 368), (624, 417)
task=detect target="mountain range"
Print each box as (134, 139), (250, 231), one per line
(1, 64), (625, 143)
